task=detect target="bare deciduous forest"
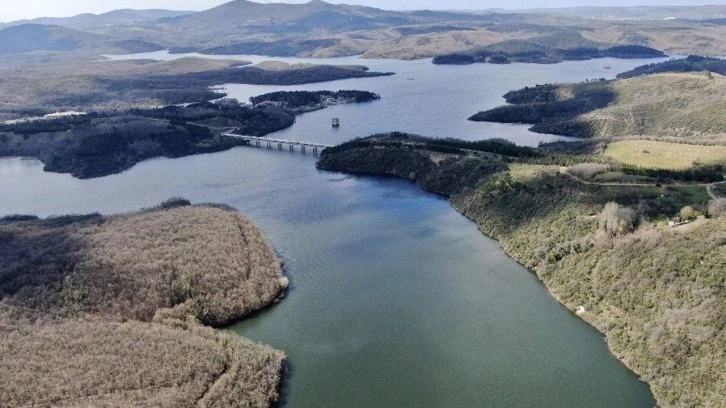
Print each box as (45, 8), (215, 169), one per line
(0, 202), (287, 407)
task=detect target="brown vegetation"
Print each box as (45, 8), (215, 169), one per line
(0, 203), (286, 407)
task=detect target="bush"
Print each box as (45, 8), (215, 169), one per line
(680, 205), (697, 221)
(568, 163), (610, 180)
(158, 197), (192, 209)
(708, 198), (726, 218)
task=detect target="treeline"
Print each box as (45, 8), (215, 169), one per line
(249, 90), (380, 107)
(617, 55), (726, 79)
(324, 132), (541, 158)
(322, 133), (724, 185)
(198, 38), (341, 56)
(132, 101), (295, 136)
(0, 113), (98, 134)
(617, 163), (724, 183)
(0, 102), (295, 178)
(469, 82), (615, 138)
(432, 39), (664, 65)
(105, 65), (393, 95)
(318, 133), (508, 195)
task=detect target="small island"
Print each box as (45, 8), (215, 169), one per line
(0, 199), (289, 407)
(432, 44), (666, 65)
(250, 90), (381, 113)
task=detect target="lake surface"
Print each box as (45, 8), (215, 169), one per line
(107, 50), (669, 146)
(0, 54), (660, 407)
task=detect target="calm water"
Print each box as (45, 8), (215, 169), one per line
(107, 51), (669, 146)
(0, 55), (660, 407)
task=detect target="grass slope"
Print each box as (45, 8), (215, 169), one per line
(472, 71), (726, 144)
(0, 202), (287, 407)
(604, 140), (726, 169)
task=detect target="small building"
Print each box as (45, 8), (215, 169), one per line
(255, 100), (285, 108)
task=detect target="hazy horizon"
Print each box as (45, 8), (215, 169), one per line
(2, 0), (726, 23)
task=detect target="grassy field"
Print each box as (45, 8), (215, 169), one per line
(604, 140), (726, 169)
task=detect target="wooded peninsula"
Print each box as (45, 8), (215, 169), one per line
(0, 200), (289, 407)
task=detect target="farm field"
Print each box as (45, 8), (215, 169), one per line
(604, 140), (726, 169)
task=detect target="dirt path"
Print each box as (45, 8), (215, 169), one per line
(558, 168), (725, 198)
(706, 182), (724, 200)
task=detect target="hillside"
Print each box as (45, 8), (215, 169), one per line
(85, 2), (726, 60)
(2, 3), (726, 61)
(0, 24), (108, 55)
(0, 202), (288, 407)
(316, 134), (726, 408)
(1, 9), (192, 30)
(470, 68), (726, 144)
(522, 5), (726, 21)
(0, 56), (391, 121)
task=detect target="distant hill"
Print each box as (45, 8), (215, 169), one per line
(1, 9), (192, 30)
(0, 24), (108, 54)
(2, 2), (725, 61)
(519, 5), (726, 21)
(158, 0), (484, 34)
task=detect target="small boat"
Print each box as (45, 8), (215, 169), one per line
(604, 66), (611, 70)
(331, 117), (340, 127)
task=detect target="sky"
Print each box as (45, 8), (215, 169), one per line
(1, 0), (725, 23)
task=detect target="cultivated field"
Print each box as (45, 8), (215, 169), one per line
(604, 140), (726, 169)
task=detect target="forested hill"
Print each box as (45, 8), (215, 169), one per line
(470, 59), (726, 144)
(0, 102), (294, 178)
(616, 55), (726, 79)
(0, 202), (288, 407)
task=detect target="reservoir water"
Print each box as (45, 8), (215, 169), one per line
(0, 54), (661, 407)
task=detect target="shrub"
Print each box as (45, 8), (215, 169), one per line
(158, 197), (192, 209)
(568, 163), (610, 180)
(708, 198), (726, 218)
(680, 205), (697, 221)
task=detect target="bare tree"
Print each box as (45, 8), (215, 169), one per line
(600, 202), (639, 236)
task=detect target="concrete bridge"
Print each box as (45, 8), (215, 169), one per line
(221, 128), (332, 154)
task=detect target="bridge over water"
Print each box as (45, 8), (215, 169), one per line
(221, 129), (333, 154)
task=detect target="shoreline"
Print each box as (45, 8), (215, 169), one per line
(448, 198), (654, 384)
(318, 161), (660, 397)
(315, 138), (724, 406)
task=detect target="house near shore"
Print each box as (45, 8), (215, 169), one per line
(255, 100), (285, 108)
